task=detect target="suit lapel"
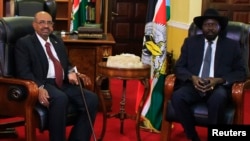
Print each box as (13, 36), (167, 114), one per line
(197, 37), (205, 63)
(31, 34), (50, 75)
(214, 38), (224, 73)
(194, 36), (206, 70)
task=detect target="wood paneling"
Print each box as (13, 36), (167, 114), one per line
(110, 0), (148, 56)
(202, 0), (250, 24)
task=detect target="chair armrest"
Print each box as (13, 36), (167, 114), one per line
(162, 74), (176, 119)
(160, 74), (176, 140)
(164, 74), (176, 101)
(0, 77), (38, 117)
(162, 73), (176, 117)
(162, 74), (176, 117)
(231, 79), (250, 124)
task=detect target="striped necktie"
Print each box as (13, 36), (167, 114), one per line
(201, 41), (213, 78)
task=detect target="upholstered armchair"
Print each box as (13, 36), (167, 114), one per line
(0, 16), (80, 141)
(160, 21), (250, 141)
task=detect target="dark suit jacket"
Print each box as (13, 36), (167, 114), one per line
(174, 34), (247, 88)
(14, 33), (73, 87)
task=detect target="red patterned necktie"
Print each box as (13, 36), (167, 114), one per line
(45, 42), (63, 88)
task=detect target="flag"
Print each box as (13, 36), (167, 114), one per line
(70, 0), (87, 32)
(139, 0), (170, 132)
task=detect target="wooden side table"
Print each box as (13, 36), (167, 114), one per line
(96, 62), (151, 141)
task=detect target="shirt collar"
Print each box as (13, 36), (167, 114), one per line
(35, 32), (51, 46)
(205, 36), (218, 44)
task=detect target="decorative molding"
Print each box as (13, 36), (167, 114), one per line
(168, 20), (190, 30)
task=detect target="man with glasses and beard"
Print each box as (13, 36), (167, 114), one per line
(14, 11), (99, 141)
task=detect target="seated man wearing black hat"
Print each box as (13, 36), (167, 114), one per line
(170, 8), (247, 141)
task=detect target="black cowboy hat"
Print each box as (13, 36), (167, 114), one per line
(193, 8), (228, 30)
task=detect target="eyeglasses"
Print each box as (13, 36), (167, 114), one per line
(36, 20), (54, 26)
